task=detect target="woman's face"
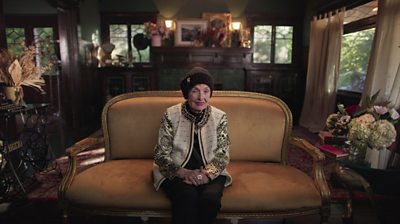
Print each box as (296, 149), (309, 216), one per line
(187, 84), (211, 112)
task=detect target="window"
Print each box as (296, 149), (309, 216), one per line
(253, 25), (293, 64)
(4, 15), (59, 75)
(337, 0), (377, 93)
(109, 24), (149, 63)
(5, 27), (25, 56)
(338, 28), (375, 92)
(101, 13), (157, 64)
(109, 24), (128, 60)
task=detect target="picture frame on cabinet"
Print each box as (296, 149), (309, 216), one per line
(202, 13), (232, 47)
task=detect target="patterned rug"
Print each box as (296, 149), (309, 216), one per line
(26, 147), (105, 202)
(25, 127), (358, 202)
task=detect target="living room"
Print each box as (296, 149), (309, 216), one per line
(0, 0), (399, 223)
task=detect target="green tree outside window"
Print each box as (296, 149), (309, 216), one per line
(338, 28), (375, 93)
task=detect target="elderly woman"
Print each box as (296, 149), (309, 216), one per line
(153, 67), (231, 224)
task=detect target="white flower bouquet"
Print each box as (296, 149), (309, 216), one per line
(326, 91), (399, 152)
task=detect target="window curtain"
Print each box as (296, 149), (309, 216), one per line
(362, 0), (400, 109)
(299, 9), (345, 133)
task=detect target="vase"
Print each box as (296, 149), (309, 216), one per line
(347, 143), (367, 162)
(151, 35), (162, 47)
(3, 86), (24, 105)
(365, 147), (392, 169)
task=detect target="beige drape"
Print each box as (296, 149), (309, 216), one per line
(362, 0), (400, 109)
(299, 10), (345, 132)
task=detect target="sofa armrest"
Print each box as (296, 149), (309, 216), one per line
(289, 137), (331, 208)
(58, 137), (104, 202)
(66, 137), (104, 156)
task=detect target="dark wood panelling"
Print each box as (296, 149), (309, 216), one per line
(246, 68), (302, 122)
(336, 90), (362, 107)
(98, 66), (155, 105)
(57, 6), (82, 128)
(151, 47), (252, 69)
(0, 0), (6, 49)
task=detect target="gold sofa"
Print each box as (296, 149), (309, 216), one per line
(58, 91), (330, 223)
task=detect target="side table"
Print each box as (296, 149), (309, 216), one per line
(333, 162), (377, 223)
(332, 158), (400, 224)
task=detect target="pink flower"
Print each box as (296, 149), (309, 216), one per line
(338, 115), (351, 124)
(374, 105), (389, 115)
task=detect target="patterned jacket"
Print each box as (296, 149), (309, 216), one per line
(153, 102), (231, 190)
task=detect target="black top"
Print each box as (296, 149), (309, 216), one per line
(184, 133), (204, 170)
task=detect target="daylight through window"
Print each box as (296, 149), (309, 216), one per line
(109, 24), (150, 63)
(253, 25), (293, 64)
(338, 28), (375, 93)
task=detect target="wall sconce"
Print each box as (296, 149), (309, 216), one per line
(165, 20), (173, 29)
(231, 22), (242, 47)
(232, 22), (241, 31)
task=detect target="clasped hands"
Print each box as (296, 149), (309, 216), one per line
(177, 168), (209, 186)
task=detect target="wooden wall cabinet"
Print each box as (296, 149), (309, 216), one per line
(246, 68), (301, 121)
(151, 47), (252, 69)
(98, 66), (155, 104)
(97, 47), (304, 122)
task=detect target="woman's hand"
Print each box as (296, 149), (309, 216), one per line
(176, 168), (209, 186)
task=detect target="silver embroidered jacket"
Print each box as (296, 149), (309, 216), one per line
(152, 103), (231, 190)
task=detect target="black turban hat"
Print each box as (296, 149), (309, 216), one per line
(180, 67), (214, 99)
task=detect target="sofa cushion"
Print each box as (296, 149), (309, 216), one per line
(66, 159), (320, 212)
(66, 159), (170, 210)
(222, 161), (321, 212)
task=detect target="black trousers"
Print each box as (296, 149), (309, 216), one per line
(161, 176), (226, 224)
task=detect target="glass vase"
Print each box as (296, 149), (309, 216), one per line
(347, 143), (367, 161)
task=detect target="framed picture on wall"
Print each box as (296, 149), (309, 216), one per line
(202, 13), (232, 47)
(175, 19), (208, 46)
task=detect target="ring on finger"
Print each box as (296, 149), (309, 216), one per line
(197, 174), (202, 180)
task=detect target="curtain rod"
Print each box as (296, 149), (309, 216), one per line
(314, 7), (346, 20)
(316, 0), (372, 15)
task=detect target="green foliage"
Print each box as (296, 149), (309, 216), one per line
(275, 26), (293, 64)
(253, 25), (272, 63)
(338, 28), (375, 92)
(253, 25), (293, 64)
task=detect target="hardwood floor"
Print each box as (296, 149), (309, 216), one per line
(0, 200), (395, 224)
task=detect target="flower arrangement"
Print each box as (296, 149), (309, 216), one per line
(326, 91), (399, 151)
(0, 45), (50, 93)
(143, 21), (170, 39)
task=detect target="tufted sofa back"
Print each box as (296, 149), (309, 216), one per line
(102, 91), (292, 163)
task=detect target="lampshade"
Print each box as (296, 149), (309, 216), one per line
(165, 20), (173, 29)
(232, 22), (241, 31)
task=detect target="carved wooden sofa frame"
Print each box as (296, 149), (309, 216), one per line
(58, 91), (330, 223)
